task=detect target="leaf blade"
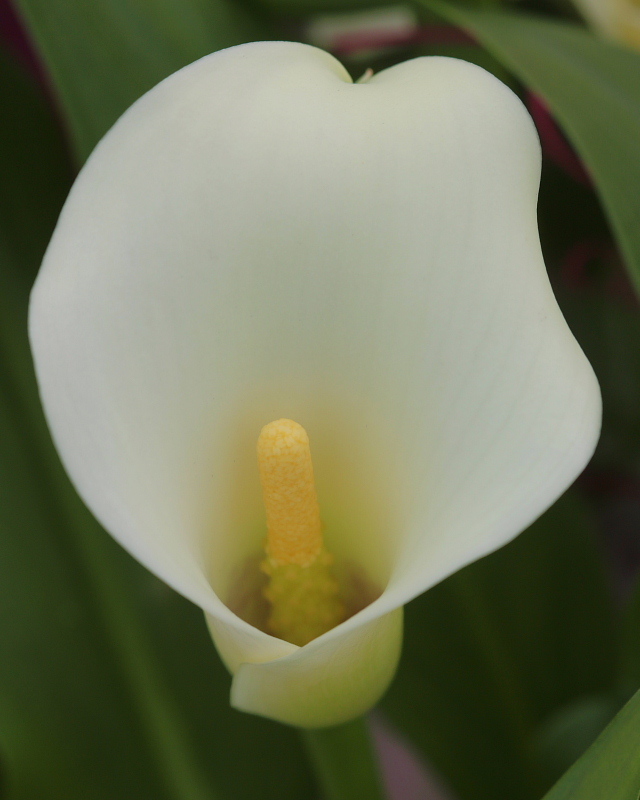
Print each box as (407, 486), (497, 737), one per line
(541, 687), (640, 800)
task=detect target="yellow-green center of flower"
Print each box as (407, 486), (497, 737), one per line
(257, 419), (345, 646)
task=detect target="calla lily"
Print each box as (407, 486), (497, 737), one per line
(29, 41), (601, 728)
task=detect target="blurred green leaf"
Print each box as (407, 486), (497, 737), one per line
(418, 2), (640, 294)
(0, 46), (314, 800)
(382, 492), (617, 800)
(532, 690), (628, 785)
(258, 0), (399, 16)
(539, 687), (640, 800)
(253, 0), (489, 23)
(13, 0), (274, 161)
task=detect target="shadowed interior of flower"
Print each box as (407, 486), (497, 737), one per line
(227, 418), (381, 646)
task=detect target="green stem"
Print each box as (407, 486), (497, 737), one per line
(301, 716), (387, 800)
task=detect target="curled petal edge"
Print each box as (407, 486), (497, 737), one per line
(207, 608), (403, 728)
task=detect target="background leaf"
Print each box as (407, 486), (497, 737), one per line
(417, 2), (640, 294)
(13, 0), (275, 161)
(540, 687), (640, 800)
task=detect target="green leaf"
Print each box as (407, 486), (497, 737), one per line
(540, 687), (640, 800)
(416, 2), (640, 294)
(0, 46), (314, 800)
(13, 0), (274, 162)
(532, 690), (628, 786)
(257, 0), (398, 17)
(382, 492), (618, 800)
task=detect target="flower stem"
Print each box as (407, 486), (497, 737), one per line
(301, 716), (387, 800)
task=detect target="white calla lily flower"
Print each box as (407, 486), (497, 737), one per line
(29, 41), (600, 729)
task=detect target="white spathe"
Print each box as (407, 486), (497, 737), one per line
(29, 41), (601, 728)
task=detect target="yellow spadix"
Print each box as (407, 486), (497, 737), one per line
(257, 419), (344, 646)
